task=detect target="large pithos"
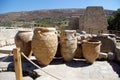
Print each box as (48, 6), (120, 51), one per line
(60, 30), (77, 61)
(14, 30), (33, 58)
(32, 27), (58, 66)
(82, 39), (101, 63)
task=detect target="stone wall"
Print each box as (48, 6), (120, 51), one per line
(79, 6), (108, 34)
(68, 17), (79, 30)
(0, 28), (32, 47)
(0, 29), (18, 40)
(79, 15), (84, 31)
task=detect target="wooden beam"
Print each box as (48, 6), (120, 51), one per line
(13, 48), (23, 80)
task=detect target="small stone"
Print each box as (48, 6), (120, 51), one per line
(76, 35), (81, 41)
(80, 31), (86, 34)
(98, 52), (108, 60)
(6, 39), (15, 46)
(108, 52), (115, 61)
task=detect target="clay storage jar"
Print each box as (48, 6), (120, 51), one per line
(82, 39), (101, 63)
(15, 30), (33, 58)
(60, 30), (77, 61)
(32, 27), (58, 66)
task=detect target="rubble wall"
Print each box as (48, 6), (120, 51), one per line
(80, 6), (108, 34)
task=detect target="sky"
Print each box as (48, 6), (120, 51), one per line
(0, 0), (120, 14)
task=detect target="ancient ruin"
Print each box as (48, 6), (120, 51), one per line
(68, 6), (108, 34)
(0, 6), (120, 80)
(80, 6), (108, 34)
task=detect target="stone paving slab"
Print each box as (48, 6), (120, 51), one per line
(0, 72), (33, 80)
(0, 72), (16, 80)
(38, 60), (120, 80)
(0, 53), (120, 80)
(0, 45), (16, 54)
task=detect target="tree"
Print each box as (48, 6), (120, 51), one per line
(107, 9), (120, 30)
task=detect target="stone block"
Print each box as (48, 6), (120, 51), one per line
(115, 47), (120, 62)
(79, 15), (84, 32)
(98, 52), (108, 60)
(6, 39), (15, 46)
(92, 35), (116, 53)
(0, 40), (6, 47)
(108, 52), (115, 61)
(81, 6), (108, 34)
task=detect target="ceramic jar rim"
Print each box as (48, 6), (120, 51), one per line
(35, 27), (56, 30)
(64, 30), (76, 33)
(82, 39), (101, 44)
(18, 30), (33, 33)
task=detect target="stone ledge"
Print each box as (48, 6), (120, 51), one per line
(115, 47), (120, 62)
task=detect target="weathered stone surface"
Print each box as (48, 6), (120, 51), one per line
(80, 31), (86, 34)
(79, 34), (92, 42)
(36, 76), (57, 80)
(0, 40), (6, 47)
(0, 34), (6, 40)
(23, 76), (33, 80)
(115, 47), (120, 62)
(0, 72), (16, 80)
(79, 15), (84, 31)
(0, 28), (32, 47)
(92, 35), (116, 53)
(6, 39), (15, 46)
(76, 33), (81, 42)
(80, 6), (108, 34)
(0, 53), (120, 80)
(98, 52), (108, 60)
(108, 52), (115, 61)
(0, 29), (18, 40)
(68, 17), (79, 30)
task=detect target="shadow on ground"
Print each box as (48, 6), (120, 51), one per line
(1, 55), (120, 79)
(2, 56), (93, 70)
(108, 61), (120, 77)
(50, 58), (91, 67)
(65, 59), (91, 67)
(0, 56), (14, 62)
(7, 59), (42, 79)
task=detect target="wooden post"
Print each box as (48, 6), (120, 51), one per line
(13, 48), (23, 80)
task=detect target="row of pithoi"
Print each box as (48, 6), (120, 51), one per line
(14, 27), (101, 66)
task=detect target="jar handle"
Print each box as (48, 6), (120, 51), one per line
(74, 33), (77, 37)
(38, 31), (42, 37)
(55, 31), (58, 34)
